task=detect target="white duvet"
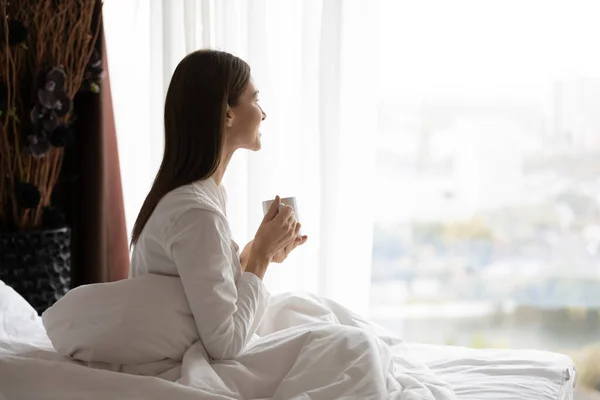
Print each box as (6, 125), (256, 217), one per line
(181, 294), (457, 399)
(2, 277), (456, 400)
(0, 278), (577, 400)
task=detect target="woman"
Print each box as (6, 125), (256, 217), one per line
(41, 49), (454, 400)
(129, 49), (308, 361)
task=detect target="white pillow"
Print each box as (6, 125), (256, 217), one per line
(41, 274), (199, 365)
(0, 279), (39, 321)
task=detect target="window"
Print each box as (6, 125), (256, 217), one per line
(370, 1), (600, 395)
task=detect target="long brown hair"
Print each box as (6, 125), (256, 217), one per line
(130, 50), (250, 245)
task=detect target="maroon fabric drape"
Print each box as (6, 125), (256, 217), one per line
(100, 27), (130, 283)
(57, 2), (129, 287)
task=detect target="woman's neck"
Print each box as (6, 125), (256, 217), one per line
(211, 148), (234, 186)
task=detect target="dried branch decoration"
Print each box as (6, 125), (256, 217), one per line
(0, 0), (101, 230)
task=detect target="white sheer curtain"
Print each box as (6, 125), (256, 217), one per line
(103, 0), (377, 316)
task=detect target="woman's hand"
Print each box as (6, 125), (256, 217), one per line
(241, 211), (308, 271)
(272, 224), (308, 263)
(246, 196), (298, 274)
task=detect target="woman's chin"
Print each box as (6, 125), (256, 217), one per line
(246, 140), (261, 152)
(241, 134), (262, 151)
(253, 135), (262, 151)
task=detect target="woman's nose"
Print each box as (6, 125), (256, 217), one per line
(260, 106), (267, 121)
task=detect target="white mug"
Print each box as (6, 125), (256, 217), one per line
(262, 196), (302, 236)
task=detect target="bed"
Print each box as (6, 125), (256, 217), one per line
(0, 280), (576, 399)
(409, 344), (575, 399)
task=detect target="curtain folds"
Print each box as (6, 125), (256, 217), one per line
(60, 3), (130, 287)
(104, 0), (377, 315)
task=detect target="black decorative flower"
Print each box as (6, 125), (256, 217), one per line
(26, 134), (51, 158)
(0, 20), (28, 47)
(27, 66), (74, 155)
(48, 124), (74, 148)
(15, 181), (41, 209)
(37, 89), (71, 115)
(30, 104), (59, 138)
(81, 49), (103, 93)
(45, 67), (67, 91)
(30, 104), (45, 125)
(37, 67), (71, 115)
(88, 49), (103, 76)
(42, 206), (66, 229)
(54, 94), (72, 117)
(41, 111), (60, 132)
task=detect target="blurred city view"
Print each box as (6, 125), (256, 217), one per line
(369, 78), (600, 394)
(370, 3), (600, 396)
(370, 76), (600, 343)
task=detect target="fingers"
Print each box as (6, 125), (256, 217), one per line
(277, 232), (307, 263)
(286, 221), (297, 240)
(294, 234), (307, 245)
(284, 240), (296, 251)
(269, 203), (302, 249)
(263, 195), (281, 222)
(276, 205), (295, 221)
(286, 223), (303, 247)
(293, 222), (302, 236)
(287, 231), (307, 252)
(284, 207), (297, 221)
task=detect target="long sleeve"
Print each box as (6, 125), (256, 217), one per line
(167, 208), (270, 361)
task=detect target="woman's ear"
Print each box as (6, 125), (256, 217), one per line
(225, 105), (234, 128)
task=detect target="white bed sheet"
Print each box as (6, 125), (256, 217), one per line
(0, 320), (577, 399)
(406, 343), (576, 400)
(0, 285), (576, 399)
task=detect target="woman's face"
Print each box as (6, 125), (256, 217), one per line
(225, 78), (266, 152)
